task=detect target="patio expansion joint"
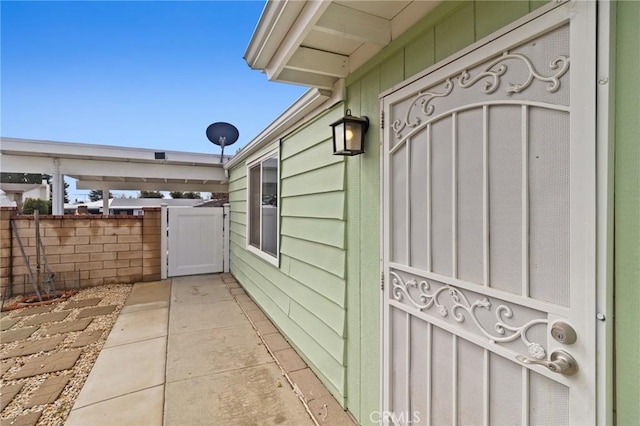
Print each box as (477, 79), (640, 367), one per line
(70, 384), (165, 412)
(103, 333), (168, 350)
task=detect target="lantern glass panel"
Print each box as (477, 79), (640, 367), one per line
(345, 122), (363, 152)
(333, 122), (346, 153)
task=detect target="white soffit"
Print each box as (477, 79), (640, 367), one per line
(245, 0), (442, 90)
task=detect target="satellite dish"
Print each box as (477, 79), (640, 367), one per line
(206, 122), (239, 163)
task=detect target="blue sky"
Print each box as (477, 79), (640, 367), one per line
(1, 0), (306, 154)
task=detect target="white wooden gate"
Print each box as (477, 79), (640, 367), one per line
(165, 207), (224, 277)
(382, 2), (596, 425)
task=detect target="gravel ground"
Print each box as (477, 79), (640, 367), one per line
(0, 284), (132, 426)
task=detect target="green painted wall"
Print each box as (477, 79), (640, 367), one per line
(228, 105), (349, 403)
(614, 1), (640, 424)
(344, 1), (548, 423)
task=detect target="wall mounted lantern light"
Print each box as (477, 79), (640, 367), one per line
(330, 109), (369, 156)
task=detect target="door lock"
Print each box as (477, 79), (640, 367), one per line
(516, 350), (578, 376)
(550, 321), (577, 344)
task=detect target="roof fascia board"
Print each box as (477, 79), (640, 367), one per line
(264, 0), (331, 81)
(1, 153), (226, 181)
(244, 0), (306, 70)
(224, 88), (331, 170)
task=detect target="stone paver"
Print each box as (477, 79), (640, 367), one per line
(238, 300), (260, 312)
(253, 319), (278, 336)
(4, 411), (42, 426)
(0, 336), (65, 359)
(263, 331), (290, 352)
(246, 308), (269, 324)
(70, 330), (104, 348)
(0, 382), (23, 411)
(1, 317), (20, 331)
(22, 311), (70, 327)
(10, 305), (55, 317)
(44, 318), (92, 335)
(309, 395), (355, 425)
(230, 287), (246, 296)
(11, 350), (82, 379)
(289, 368), (331, 402)
(76, 305), (117, 319)
(65, 298), (102, 309)
(25, 373), (71, 408)
(235, 294), (252, 304)
(1, 360), (15, 376)
(0, 326), (39, 343)
(274, 348), (307, 373)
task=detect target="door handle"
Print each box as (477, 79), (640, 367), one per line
(516, 350), (578, 376)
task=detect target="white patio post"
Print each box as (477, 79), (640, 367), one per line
(102, 189), (110, 216)
(51, 158), (65, 215)
(161, 203), (168, 279)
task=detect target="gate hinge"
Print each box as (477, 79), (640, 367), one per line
(380, 111), (384, 130)
(380, 272), (384, 291)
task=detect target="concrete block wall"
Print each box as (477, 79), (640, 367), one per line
(0, 207), (162, 297)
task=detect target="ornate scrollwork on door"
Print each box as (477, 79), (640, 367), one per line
(458, 52), (570, 94)
(390, 50), (570, 144)
(390, 271), (548, 359)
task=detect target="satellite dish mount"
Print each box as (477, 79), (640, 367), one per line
(206, 122), (239, 163)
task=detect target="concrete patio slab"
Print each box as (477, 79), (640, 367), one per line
(238, 300), (260, 312)
(168, 300), (246, 334)
(72, 336), (166, 409)
(289, 368), (331, 402)
(103, 307), (168, 348)
(309, 394), (355, 425)
(164, 363), (313, 426)
(166, 324), (273, 382)
(0, 335), (65, 359)
(66, 385), (164, 426)
(124, 280), (170, 307)
(170, 278), (234, 305)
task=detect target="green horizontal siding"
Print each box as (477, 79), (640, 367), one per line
(280, 191), (345, 220)
(280, 217), (345, 249)
(227, 104), (348, 405)
(280, 162), (345, 197)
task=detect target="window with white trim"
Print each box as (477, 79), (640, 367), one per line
(247, 152), (278, 263)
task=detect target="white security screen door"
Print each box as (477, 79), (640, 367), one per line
(382, 2), (596, 425)
(168, 207), (224, 277)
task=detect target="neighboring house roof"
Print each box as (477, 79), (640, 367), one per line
(244, 1), (442, 90)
